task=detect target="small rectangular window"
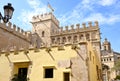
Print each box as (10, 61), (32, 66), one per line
(44, 68), (53, 78)
(18, 68), (28, 81)
(64, 72), (70, 81)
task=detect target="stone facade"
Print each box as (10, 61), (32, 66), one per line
(0, 42), (102, 81)
(0, 12), (102, 81)
(101, 38), (120, 81)
(0, 21), (31, 51)
(0, 12), (101, 59)
(31, 12), (101, 60)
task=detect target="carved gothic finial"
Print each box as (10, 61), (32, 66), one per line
(95, 21), (98, 27)
(76, 24), (80, 29)
(71, 25), (74, 30)
(82, 23), (86, 28)
(88, 21), (92, 27)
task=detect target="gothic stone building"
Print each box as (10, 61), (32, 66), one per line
(101, 38), (120, 81)
(0, 12), (102, 81)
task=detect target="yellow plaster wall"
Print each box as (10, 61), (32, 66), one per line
(0, 45), (76, 81)
(87, 42), (102, 81)
(0, 43), (102, 81)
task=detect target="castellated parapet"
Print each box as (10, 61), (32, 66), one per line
(31, 12), (59, 26)
(51, 21), (99, 35)
(0, 21), (31, 42)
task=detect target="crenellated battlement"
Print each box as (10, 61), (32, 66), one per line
(0, 42), (82, 55)
(31, 12), (59, 26)
(0, 21), (31, 41)
(51, 21), (99, 35)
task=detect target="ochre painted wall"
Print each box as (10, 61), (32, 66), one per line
(0, 43), (102, 81)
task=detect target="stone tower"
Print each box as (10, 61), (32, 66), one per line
(30, 12), (101, 60)
(102, 38), (111, 51)
(31, 12), (59, 46)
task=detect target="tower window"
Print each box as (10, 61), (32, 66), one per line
(110, 58), (111, 61)
(104, 46), (106, 50)
(62, 37), (66, 44)
(73, 35), (77, 43)
(68, 36), (71, 42)
(79, 34), (84, 40)
(44, 68), (53, 78)
(42, 31), (45, 37)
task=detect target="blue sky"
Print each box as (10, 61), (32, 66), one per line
(0, 0), (120, 52)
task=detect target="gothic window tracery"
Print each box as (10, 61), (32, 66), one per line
(73, 35), (77, 43)
(68, 36), (71, 42)
(62, 37), (66, 44)
(42, 31), (45, 37)
(79, 34), (84, 41)
(52, 38), (55, 44)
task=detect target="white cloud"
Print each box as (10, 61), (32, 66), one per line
(98, 0), (117, 6)
(17, 0), (120, 30)
(59, 10), (120, 26)
(17, 0), (48, 30)
(27, 0), (40, 9)
(58, 0), (120, 26)
(84, 13), (120, 25)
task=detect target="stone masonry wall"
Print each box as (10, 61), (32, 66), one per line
(0, 22), (31, 51)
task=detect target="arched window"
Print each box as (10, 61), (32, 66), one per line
(68, 36), (71, 42)
(62, 37), (66, 44)
(104, 46), (106, 50)
(79, 34), (84, 41)
(73, 35), (77, 43)
(110, 58), (111, 61)
(42, 31), (45, 37)
(52, 38), (55, 44)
